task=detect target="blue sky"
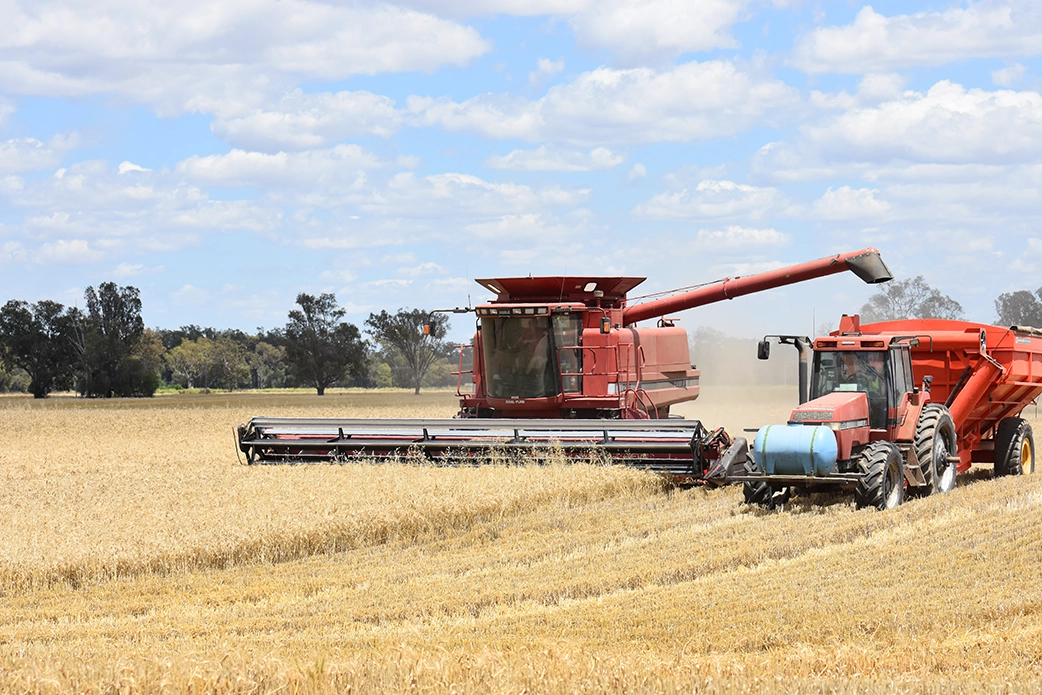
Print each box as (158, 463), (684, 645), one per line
(2, 0), (1042, 343)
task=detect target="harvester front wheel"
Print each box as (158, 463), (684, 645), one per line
(995, 418), (1035, 476)
(854, 441), (904, 511)
(909, 404), (958, 497)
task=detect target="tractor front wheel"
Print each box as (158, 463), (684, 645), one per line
(742, 458), (790, 509)
(854, 441), (905, 511)
(995, 417), (1035, 477)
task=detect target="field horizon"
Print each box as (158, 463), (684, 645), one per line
(0, 387), (1039, 693)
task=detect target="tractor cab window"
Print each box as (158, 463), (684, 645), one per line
(890, 346), (914, 397)
(812, 350), (888, 428)
(481, 316), (557, 398)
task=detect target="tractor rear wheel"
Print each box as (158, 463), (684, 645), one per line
(742, 458), (784, 509)
(854, 441), (905, 511)
(995, 417), (1035, 477)
(908, 404), (958, 497)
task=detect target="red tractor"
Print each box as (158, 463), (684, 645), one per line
(725, 314), (1042, 510)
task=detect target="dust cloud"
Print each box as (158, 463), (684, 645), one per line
(672, 325), (802, 433)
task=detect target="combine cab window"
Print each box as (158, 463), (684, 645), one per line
(553, 314), (583, 393)
(812, 350), (888, 428)
(481, 316), (557, 398)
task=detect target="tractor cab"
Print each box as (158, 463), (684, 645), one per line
(809, 343), (915, 430)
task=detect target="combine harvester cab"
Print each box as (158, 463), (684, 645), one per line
(237, 249), (892, 480)
(729, 315), (1042, 510)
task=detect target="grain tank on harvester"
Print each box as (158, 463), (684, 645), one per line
(719, 315), (1042, 510)
(237, 248), (893, 478)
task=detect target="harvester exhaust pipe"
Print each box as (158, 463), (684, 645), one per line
(844, 249), (893, 284)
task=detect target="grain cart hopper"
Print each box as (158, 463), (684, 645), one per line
(725, 315), (1042, 510)
(237, 249), (892, 477)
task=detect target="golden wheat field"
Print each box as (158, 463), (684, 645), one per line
(0, 386), (1040, 694)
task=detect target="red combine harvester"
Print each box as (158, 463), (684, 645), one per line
(236, 248), (892, 477)
(725, 315), (1042, 509)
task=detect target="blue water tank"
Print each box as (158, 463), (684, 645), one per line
(753, 424), (839, 477)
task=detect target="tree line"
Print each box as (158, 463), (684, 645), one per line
(3, 276), (1039, 399)
(0, 284), (460, 398)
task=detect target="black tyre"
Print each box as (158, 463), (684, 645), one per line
(854, 441), (905, 511)
(995, 418), (1035, 477)
(908, 404), (958, 497)
(742, 457), (775, 509)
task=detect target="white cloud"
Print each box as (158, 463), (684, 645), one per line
(394, 0), (586, 17)
(463, 214), (584, 263)
(529, 58), (565, 87)
(485, 146), (623, 171)
(362, 172), (589, 218)
(113, 262), (146, 277)
(790, 2), (1042, 74)
(811, 186), (891, 220)
(806, 81), (1042, 165)
(628, 163), (647, 180)
(302, 236), (394, 251)
(177, 145), (385, 189)
(170, 201), (282, 233)
(992, 63), (1026, 87)
(634, 179), (783, 220)
(398, 0), (749, 62)
(419, 60), (798, 144)
(398, 261), (445, 277)
(464, 213), (572, 240)
(569, 0), (750, 63)
(210, 89), (405, 151)
(0, 241), (28, 265)
(118, 161), (152, 174)
(695, 226), (790, 250)
(0, 134), (78, 175)
(0, 0), (490, 115)
(36, 239), (102, 264)
(1010, 238), (1042, 273)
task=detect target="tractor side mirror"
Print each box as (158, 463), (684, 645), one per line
(922, 374), (933, 393)
(757, 340), (771, 360)
(600, 317), (611, 334)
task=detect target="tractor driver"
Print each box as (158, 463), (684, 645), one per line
(840, 352), (887, 427)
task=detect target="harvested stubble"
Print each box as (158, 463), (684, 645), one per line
(0, 389), (1040, 693)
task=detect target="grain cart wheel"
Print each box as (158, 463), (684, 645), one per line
(908, 404), (958, 497)
(995, 418), (1035, 477)
(855, 441), (905, 511)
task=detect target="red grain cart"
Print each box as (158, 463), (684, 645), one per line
(864, 317), (1042, 474)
